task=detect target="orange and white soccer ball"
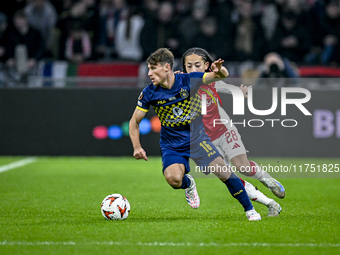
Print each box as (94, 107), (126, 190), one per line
(101, 194), (130, 220)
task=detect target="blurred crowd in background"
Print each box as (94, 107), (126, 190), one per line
(0, 0), (339, 81)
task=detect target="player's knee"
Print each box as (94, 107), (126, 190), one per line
(165, 175), (182, 189)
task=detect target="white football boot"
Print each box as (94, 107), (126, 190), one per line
(267, 200), (282, 217)
(260, 174), (286, 199)
(245, 208), (262, 221)
(185, 174), (200, 209)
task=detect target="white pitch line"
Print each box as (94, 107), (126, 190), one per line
(0, 157), (37, 174)
(0, 241), (339, 247)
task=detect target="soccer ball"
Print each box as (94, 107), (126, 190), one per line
(101, 194), (130, 220)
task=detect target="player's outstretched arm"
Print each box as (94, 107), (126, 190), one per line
(204, 59), (229, 84)
(129, 108), (148, 161)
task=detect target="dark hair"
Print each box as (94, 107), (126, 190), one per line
(146, 48), (174, 69)
(181, 47), (214, 73)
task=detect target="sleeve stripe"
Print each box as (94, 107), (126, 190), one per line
(203, 73), (208, 84)
(136, 106), (149, 112)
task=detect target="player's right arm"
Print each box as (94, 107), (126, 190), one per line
(129, 108), (148, 161)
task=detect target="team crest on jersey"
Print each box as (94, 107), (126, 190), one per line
(180, 88), (189, 98)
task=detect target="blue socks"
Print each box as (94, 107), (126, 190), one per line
(224, 173), (253, 211)
(180, 174), (191, 189)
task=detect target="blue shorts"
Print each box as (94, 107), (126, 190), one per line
(161, 138), (221, 174)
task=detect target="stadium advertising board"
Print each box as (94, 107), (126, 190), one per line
(0, 88), (338, 157)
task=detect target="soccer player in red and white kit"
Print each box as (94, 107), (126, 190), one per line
(181, 47), (284, 216)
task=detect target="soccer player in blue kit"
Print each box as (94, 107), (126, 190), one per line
(129, 48), (261, 220)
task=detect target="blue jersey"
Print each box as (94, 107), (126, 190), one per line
(136, 72), (207, 151)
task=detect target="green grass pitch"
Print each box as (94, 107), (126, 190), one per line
(0, 156), (339, 255)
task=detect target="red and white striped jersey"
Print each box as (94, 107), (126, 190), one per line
(198, 81), (232, 141)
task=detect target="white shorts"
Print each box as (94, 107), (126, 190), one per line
(212, 125), (247, 163)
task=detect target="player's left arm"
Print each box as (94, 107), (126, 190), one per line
(203, 59), (229, 84)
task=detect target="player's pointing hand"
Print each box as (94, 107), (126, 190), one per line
(133, 147), (148, 161)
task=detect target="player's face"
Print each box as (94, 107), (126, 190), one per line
(184, 54), (210, 73)
(147, 63), (168, 86)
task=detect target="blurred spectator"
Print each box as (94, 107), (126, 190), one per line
(228, 0), (268, 62)
(0, 0), (337, 70)
(285, 0), (315, 39)
(140, 1), (181, 60)
(260, 0), (315, 42)
(0, 12), (8, 63)
(178, 1), (209, 55)
(269, 11), (311, 63)
(260, 52), (300, 78)
(24, 0), (58, 58)
(81, 0), (101, 58)
(257, 52), (300, 87)
(193, 16), (228, 60)
(0, 0), (27, 23)
(305, 0), (340, 65)
(309, 0), (327, 21)
(175, 0), (192, 19)
(210, 0), (233, 37)
(96, 0), (128, 59)
(50, 0), (74, 15)
(65, 19), (92, 63)
(260, 0), (280, 41)
(272, 0), (286, 15)
(57, 0), (101, 60)
(319, 0), (340, 64)
(115, 6), (144, 61)
(140, 0), (159, 19)
(5, 10), (44, 82)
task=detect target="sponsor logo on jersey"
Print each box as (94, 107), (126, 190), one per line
(165, 112), (197, 124)
(168, 96), (176, 101)
(137, 101), (142, 107)
(173, 107), (183, 117)
(157, 100), (166, 104)
(138, 92), (143, 100)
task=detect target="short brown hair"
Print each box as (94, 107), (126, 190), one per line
(146, 48), (174, 69)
